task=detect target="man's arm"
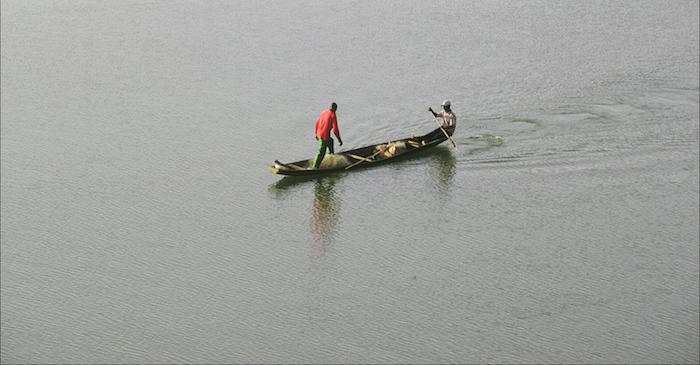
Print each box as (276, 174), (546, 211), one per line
(428, 107), (440, 118)
(314, 117), (321, 139)
(332, 115), (342, 146)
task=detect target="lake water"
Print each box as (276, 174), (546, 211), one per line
(1, 1), (698, 363)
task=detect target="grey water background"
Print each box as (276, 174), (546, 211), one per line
(1, 0), (699, 363)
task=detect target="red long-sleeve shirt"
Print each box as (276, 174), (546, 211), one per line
(315, 109), (341, 141)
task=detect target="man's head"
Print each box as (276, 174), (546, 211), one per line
(331, 102), (337, 112)
(441, 99), (451, 110)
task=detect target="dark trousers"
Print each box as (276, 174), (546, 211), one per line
(313, 138), (334, 168)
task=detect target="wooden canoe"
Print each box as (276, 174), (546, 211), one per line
(268, 126), (455, 176)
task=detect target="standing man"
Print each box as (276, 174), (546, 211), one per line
(313, 102), (343, 169)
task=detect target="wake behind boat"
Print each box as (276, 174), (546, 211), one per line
(268, 126), (455, 176)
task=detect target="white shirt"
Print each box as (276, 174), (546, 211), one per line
(438, 110), (456, 128)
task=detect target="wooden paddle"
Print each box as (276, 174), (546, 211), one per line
(347, 154), (374, 163)
(429, 110), (457, 148)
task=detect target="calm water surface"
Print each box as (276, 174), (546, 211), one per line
(1, 1), (698, 363)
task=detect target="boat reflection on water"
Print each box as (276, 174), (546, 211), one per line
(268, 173), (342, 259)
(310, 176), (340, 258)
(432, 147), (457, 191)
(422, 147), (457, 209)
(268, 146), (457, 258)
(268, 174), (320, 196)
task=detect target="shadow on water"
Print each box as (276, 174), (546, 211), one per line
(268, 147), (458, 258)
(430, 147), (457, 192)
(270, 175), (321, 194)
(309, 176), (341, 257)
(267, 171), (347, 199)
(267, 145), (465, 257)
(416, 147), (458, 208)
(267, 173), (342, 258)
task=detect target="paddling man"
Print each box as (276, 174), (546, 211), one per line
(428, 99), (457, 139)
(313, 102), (343, 169)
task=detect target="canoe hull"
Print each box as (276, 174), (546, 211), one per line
(269, 127), (453, 176)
